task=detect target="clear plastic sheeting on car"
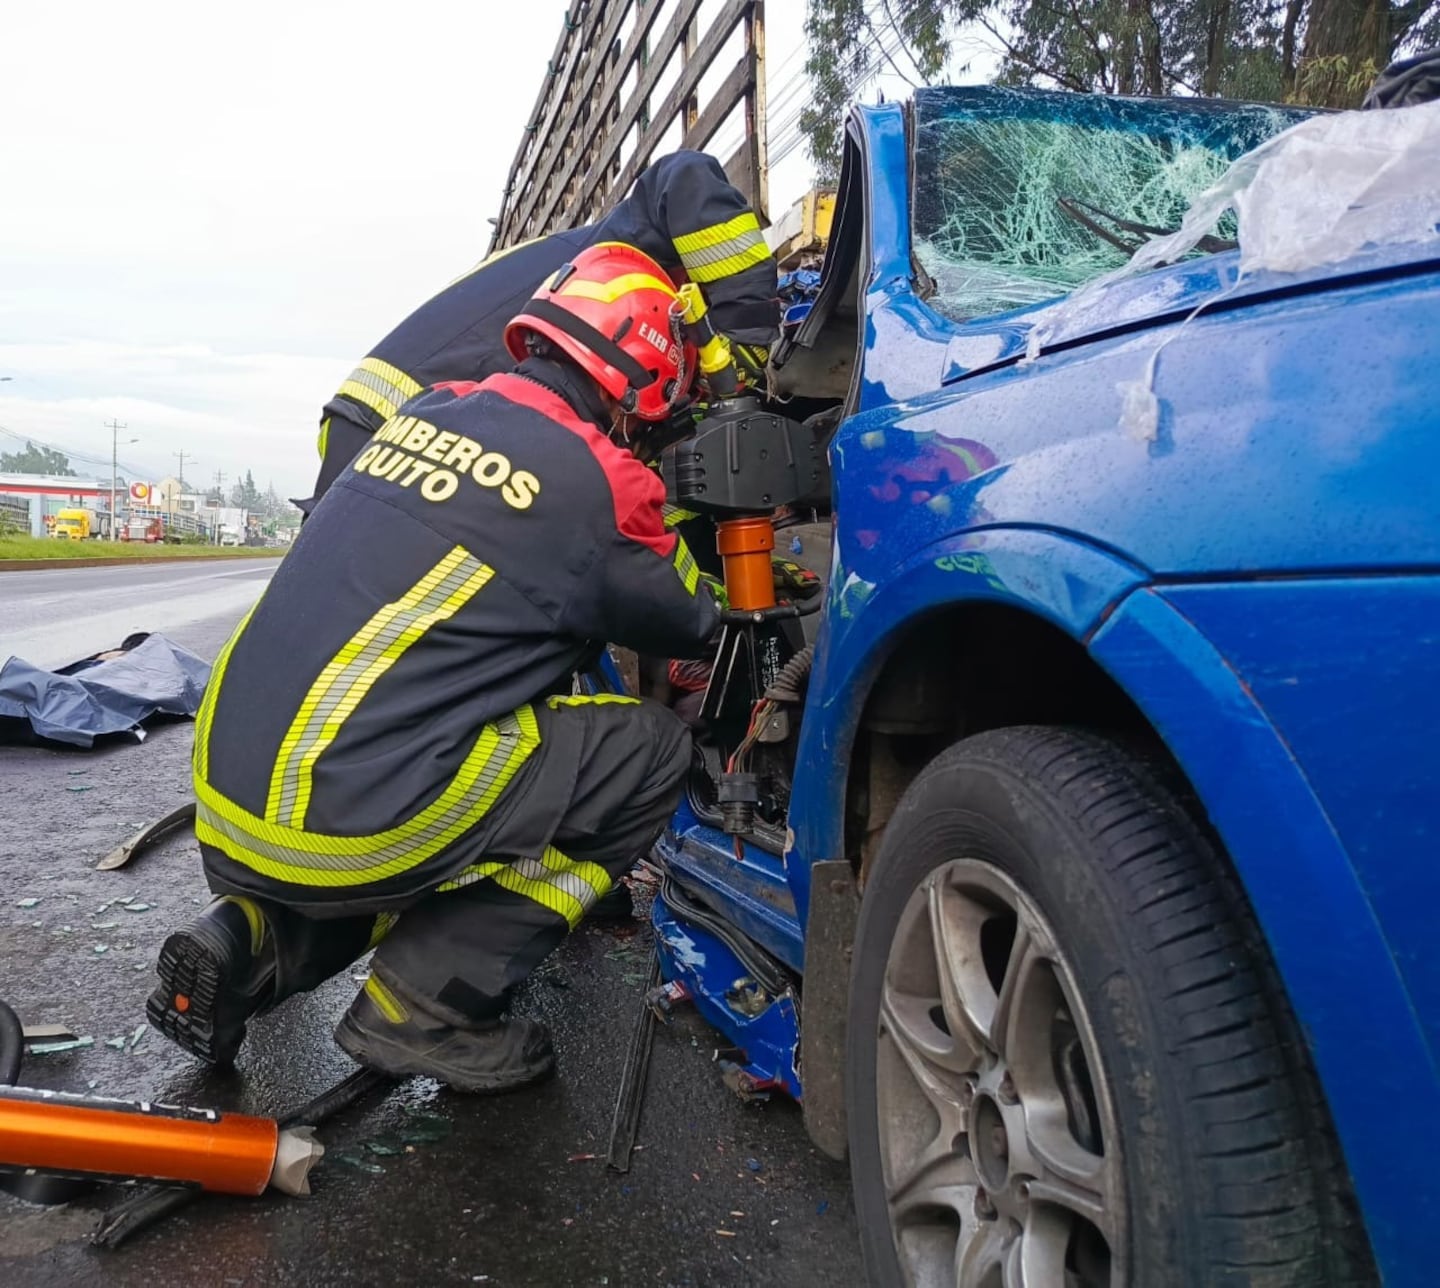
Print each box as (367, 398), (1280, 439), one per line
(910, 87), (1308, 324)
(1104, 98), (1440, 283)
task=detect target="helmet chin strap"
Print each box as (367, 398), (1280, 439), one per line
(609, 407), (638, 449)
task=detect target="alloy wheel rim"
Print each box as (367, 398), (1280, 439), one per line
(875, 859), (1124, 1287)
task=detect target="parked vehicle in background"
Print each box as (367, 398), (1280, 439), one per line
(51, 507), (99, 540)
(638, 87), (1437, 1287)
(120, 517), (163, 543)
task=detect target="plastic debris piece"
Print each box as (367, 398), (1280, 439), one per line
(67, 785), (94, 793)
(93, 944), (109, 954)
(716, 1229), (737, 1238)
(364, 1138), (404, 1157)
(91, 921), (120, 930)
(567, 1153), (598, 1163)
(31, 922), (41, 929)
(816, 1201), (830, 1216)
(331, 1152), (385, 1175)
(745, 1157), (763, 1172)
(105, 1037), (127, 1050)
(28, 1037), (95, 1054)
(17, 898), (40, 909)
(87, 1080), (99, 1090)
(67, 769), (89, 776)
(128, 1024), (146, 1051)
(1117, 375), (1160, 443)
(730, 1210), (746, 1217)
(124, 903), (152, 913)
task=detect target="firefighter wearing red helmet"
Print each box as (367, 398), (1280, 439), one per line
(148, 245), (721, 1091)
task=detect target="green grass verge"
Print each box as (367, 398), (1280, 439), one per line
(0, 536), (285, 561)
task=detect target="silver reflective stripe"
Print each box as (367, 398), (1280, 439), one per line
(678, 226), (766, 271)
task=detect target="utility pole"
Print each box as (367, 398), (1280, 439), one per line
(211, 469), (226, 544)
(172, 450), (196, 529)
(105, 419), (133, 539)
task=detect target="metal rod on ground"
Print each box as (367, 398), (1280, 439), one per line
(605, 947), (662, 1173)
(91, 1068), (395, 1248)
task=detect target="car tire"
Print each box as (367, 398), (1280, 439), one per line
(845, 726), (1373, 1287)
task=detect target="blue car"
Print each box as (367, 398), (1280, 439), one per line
(647, 86), (1438, 1286)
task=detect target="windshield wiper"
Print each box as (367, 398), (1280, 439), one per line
(1057, 196), (1238, 257)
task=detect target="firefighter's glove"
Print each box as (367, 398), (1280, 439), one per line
(772, 557), (821, 598)
(731, 342), (770, 389)
(699, 572), (729, 610)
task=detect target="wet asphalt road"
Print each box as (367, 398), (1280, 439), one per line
(1, 558), (281, 671)
(0, 569), (863, 1286)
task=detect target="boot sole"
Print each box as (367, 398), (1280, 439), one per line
(334, 1015), (556, 1094)
(146, 923), (248, 1066)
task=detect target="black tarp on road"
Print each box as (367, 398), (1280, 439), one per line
(0, 633), (210, 747)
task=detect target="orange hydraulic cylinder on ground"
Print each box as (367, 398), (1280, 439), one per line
(0, 1085), (279, 1195)
(716, 516), (776, 612)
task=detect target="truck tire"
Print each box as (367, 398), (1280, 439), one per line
(845, 726), (1373, 1287)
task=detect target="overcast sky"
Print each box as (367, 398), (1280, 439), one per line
(0, 0), (977, 503)
(0, 0), (847, 502)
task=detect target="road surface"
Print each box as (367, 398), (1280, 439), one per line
(1, 559), (279, 671)
(0, 565), (862, 1286)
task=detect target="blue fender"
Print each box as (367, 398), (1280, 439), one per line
(786, 526), (1146, 936)
(1090, 586), (1439, 1285)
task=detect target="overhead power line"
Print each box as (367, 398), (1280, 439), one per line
(0, 422), (156, 479)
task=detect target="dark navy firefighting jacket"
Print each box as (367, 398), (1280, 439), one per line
(195, 359), (719, 899)
(307, 151), (778, 505)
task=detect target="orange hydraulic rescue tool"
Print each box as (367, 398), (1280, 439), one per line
(0, 1001), (321, 1199)
(0, 1086), (321, 1196)
(677, 283), (778, 613)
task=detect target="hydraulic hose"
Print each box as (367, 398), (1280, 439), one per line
(659, 874), (793, 998)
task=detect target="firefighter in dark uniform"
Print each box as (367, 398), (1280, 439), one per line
(148, 245), (722, 1091)
(304, 150), (778, 511)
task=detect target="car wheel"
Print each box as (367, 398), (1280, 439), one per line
(845, 726), (1372, 1287)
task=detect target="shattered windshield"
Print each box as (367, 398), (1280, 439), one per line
(911, 87), (1310, 323)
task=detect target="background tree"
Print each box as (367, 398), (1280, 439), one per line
(0, 440), (75, 476)
(803, 0), (1439, 173)
(229, 469), (262, 512)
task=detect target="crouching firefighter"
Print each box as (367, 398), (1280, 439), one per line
(148, 244), (722, 1092)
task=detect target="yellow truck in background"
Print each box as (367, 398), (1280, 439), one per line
(52, 508), (98, 540)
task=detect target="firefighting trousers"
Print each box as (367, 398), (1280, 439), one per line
(201, 696), (691, 1024)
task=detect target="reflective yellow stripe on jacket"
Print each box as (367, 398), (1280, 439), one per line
(337, 356), (424, 424)
(267, 547), (494, 827)
(671, 537), (700, 595)
(193, 547), (539, 888)
(439, 846), (613, 929)
(196, 706), (541, 888)
(672, 212), (770, 283)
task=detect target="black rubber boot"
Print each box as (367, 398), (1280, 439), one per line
(588, 881), (635, 922)
(146, 896), (276, 1066)
(334, 977), (555, 1094)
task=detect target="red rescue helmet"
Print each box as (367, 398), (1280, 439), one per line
(504, 243), (695, 422)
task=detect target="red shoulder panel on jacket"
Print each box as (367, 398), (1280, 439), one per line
(431, 380), (487, 398)
(486, 372), (675, 558)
